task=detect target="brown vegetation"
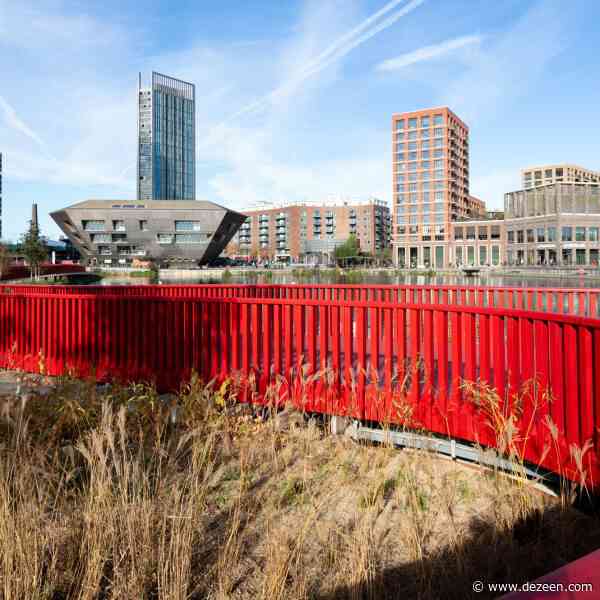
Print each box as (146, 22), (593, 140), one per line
(0, 371), (599, 599)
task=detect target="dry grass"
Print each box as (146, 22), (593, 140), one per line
(0, 371), (599, 600)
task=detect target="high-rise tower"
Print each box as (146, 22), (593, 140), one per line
(137, 72), (195, 201)
(391, 107), (471, 268)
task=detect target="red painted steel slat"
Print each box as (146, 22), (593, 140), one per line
(450, 311), (462, 438)
(563, 324), (579, 450)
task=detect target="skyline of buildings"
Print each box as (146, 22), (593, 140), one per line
(4, 64), (600, 271)
(226, 198), (391, 263)
(137, 72), (196, 202)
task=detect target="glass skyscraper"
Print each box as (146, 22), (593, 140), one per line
(137, 72), (195, 201)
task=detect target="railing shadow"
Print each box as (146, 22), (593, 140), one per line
(313, 503), (600, 600)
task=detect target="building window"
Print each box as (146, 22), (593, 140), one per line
(536, 227), (545, 242)
(421, 116), (430, 128)
(139, 220), (148, 231)
(576, 226), (586, 241)
(507, 231), (514, 243)
(175, 220), (201, 232)
(589, 227), (599, 242)
(466, 227), (475, 240)
(82, 220), (105, 232)
(527, 229), (534, 243)
(467, 246), (475, 265)
(455, 246), (463, 264)
(517, 230), (524, 243)
(492, 246), (500, 265)
(479, 246), (487, 265)
(421, 139), (430, 149)
(454, 227), (463, 240)
(422, 150), (430, 160)
(434, 127), (443, 137)
(157, 233), (174, 244)
(433, 114), (443, 125)
(408, 117), (417, 129)
(112, 220), (126, 232)
(91, 233), (111, 243)
(408, 130), (418, 140)
(547, 227), (557, 241)
(562, 227), (573, 242)
(396, 119), (404, 130)
(491, 226), (500, 240)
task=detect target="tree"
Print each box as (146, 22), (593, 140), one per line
(0, 244), (11, 280)
(333, 235), (361, 266)
(20, 220), (47, 280)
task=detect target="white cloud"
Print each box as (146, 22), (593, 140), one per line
(0, 95), (47, 149)
(376, 34), (482, 71)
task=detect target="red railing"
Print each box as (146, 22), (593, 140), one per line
(3, 283), (600, 317)
(1, 286), (599, 489)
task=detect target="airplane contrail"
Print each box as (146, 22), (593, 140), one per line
(218, 0), (427, 125)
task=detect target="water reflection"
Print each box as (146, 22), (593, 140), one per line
(98, 269), (600, 289)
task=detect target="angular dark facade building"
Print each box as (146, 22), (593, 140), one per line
(51, 199), (245, 267)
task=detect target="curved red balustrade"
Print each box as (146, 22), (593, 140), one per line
(0, 284), (599, 490)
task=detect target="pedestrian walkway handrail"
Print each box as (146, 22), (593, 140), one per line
(0, 287), (598, 490)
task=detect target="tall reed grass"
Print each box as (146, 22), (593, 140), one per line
(0, 371), (597, 599)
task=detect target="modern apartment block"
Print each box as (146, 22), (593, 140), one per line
(392, 107), (471, 268)
(450, 216), (506, 267)
(504, 182), (600, 267)
(521, 164), (600, 189)
(0, 152), (3, 239)
(227, 199), (391, 262)
(137, 72), (195, 201)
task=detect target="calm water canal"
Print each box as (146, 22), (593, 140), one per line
(98, 270), (600, 289)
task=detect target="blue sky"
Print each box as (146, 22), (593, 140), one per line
(1, 0), (599, 241)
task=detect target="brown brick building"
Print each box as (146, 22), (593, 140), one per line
(392, 107), (475, 268)
(226, 199), (391, 262)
